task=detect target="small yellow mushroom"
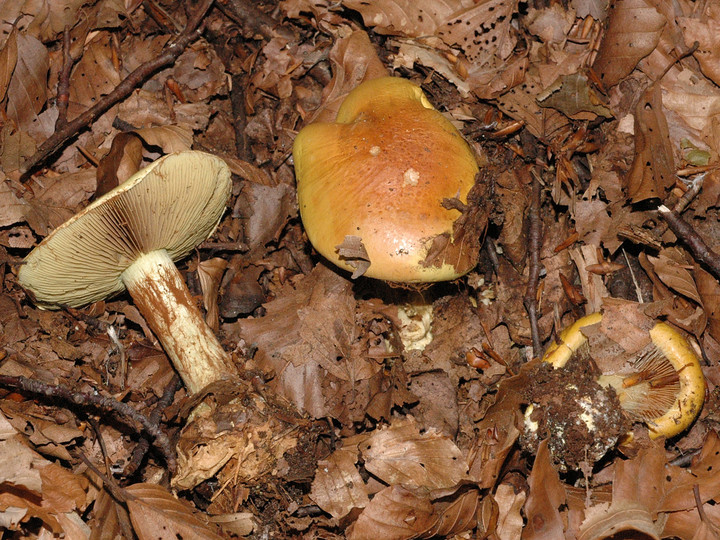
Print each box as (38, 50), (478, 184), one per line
(543, 313), (705, 439)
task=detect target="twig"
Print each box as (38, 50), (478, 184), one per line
(523, 168), (543, 357)
(20, 0), (215, 179)
(0, 375), (176, 472)
(216, 0), (294, 41)
(124, 375), (182, 477)
(658, 205), (720, 280)
(55, 25), (75, 129)
(231, 73), (252, 160)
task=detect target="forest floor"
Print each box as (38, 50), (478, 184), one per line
(2, 0), (720, 538)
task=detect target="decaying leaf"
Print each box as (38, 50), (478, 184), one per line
(360, 417), (469, 491)
(310, 443), (370, 519)
(591, 0), (665, 88)
(126, 483), (224, 540)
(626, 83), (676, 202)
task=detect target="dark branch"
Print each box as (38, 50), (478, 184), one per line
(523, 167), (543, 357)
(20, 0), (215, 179)
(658, 205), (720, 280)
(0, 375), (177, 472)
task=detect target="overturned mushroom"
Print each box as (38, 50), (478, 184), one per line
(18, 151), (237, 395)
(543, 313), (705, 439)
(293, 76), (485, 283)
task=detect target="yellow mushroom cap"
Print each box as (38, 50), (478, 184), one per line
(542, 313), (705, 439)
(293, 76), (481, 282)
(644, 322), (705, 439)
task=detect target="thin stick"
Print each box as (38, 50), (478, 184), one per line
(55, 25), (74, 129)
(20, 0), (215, 178)
(217, 0), (294, 41)
(124, 375), (182, 477)
(0, 374), (176, 472)
(524, 168), (543, 357)
(658, 205), (720, 280)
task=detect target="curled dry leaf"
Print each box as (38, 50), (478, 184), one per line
(306, 30), (388, 124)
(360, 417), (469, 491)
(346, 485), (436, 540)
(196, 257), (228, 333)
(6, 33), (48, 133)
(626, 83), (676, 202)
(591, 0), (665, 88)
(310, 445), (370, 519)
(436, 0), (519, 65)
(343, 0), (465, 37)
(494, 483), (525, 540)
(679, 6), (720, 87)
(578, 442), (667, 540)
(523, 440), (566, 539)
(0, 28), (18, 103)
(126, 483), (224, 540)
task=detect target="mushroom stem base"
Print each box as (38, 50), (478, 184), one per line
(122, 250), (236, 394)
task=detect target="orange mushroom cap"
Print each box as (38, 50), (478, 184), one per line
(293, 77), (481, 282)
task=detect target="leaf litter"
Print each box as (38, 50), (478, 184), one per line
(2, 0), (720, 538)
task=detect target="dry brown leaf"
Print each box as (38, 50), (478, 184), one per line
(680, 10), (720, 87)
(310, 445), (370, 519)
(6, 32), (47, 135)
(494, 483), (525, 540)
(126, 483), (224, 540)
(646, 250), (702, 305)
(335, 235), (371, 279)
(0, 435), (48, 493)
(133, 125), (194, 154)
(436, 0), (519, 65)
(0, 179), (29, 228)
(360, 417), (469, 491)
(95, 132), (144, 198)
(233, 181), (294, 254)
(22, 169), (97, 236)
(663, 503), (720, 540)
(238, 266), (398, 421)
(88, 487), (125, 539)
(222, 155), (275, 186)
(696, 265), (720, 343)
(39, 463), (87, 513)
(172, 393), (299, 491)
(495, 168), (528, 268)
(467, 377), (522, 489)
(346, 485), (436, 540)
(626, 83), (676, 202)
(343, 0), (467, 37)
(579, 441), (667, 539)
(197, 257), (228, 333)
(591, 0), (665, 88)
(306, 30), (388, 124)
(496, 74), (570, 143)
(661, 70), (720, 151)
(67, 32), (121, 121)
(661, 431), (720, 512)
(418, 489), (482, 538)
(0, 28), (17, 103)
(523, 440), (566, 539)
(537, 72), (612, 120)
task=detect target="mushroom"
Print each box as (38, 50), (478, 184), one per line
(543, 313), (705, 439)
(292, 76), (483, 283)
(17, 151), (236, 395)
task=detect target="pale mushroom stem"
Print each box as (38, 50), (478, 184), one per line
(121, 249), (236, 394)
